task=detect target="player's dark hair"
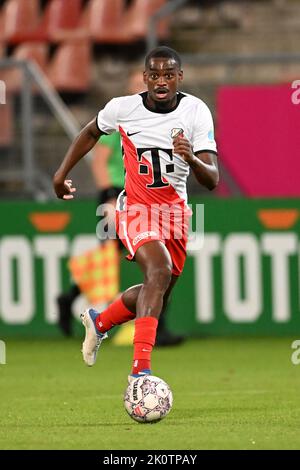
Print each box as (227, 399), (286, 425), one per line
(145, 46), (182, 69)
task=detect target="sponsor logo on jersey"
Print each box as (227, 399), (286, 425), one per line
(127, 130), (141, 137)
(133, 231), (158, 246)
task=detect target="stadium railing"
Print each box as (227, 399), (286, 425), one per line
(0, 58), (81, 198)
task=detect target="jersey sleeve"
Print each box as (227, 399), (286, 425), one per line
(192, 102), (217, 155)
(97, 98), (120, 134)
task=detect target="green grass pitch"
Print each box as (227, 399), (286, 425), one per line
(0, 337), (300, 450)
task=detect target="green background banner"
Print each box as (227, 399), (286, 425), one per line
(0, 198), (300, 337)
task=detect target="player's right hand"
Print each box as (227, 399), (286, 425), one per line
(53, 176), (77, 200)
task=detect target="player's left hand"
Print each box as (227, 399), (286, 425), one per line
(173, 136), (195, 165)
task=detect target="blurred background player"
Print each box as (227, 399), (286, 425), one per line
(57, 68), (184, 347)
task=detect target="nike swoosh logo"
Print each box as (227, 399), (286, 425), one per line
(127, 131), (141, 137)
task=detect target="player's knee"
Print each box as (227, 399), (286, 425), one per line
(145, 265), (172, 291)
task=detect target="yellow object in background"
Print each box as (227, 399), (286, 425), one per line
(112, 321), (135, 346)
(68, 241), (119, 305)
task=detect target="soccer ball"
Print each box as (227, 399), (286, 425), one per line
(124, 375), (173, 423)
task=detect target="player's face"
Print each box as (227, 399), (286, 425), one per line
(143, 58), (183, 108)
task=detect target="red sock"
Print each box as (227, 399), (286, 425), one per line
(95, 296), (135, 334)
(132, 317), (158, 375)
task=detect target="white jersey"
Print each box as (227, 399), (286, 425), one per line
(97, 92), (217, 209)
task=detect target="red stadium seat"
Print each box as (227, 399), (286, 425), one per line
(2, 0), (85, 44)
(5, 42), (48, 93)
(2, 0), (41, 44)
(47, 39), (91, 92)
(80, 0), (131, 44)
(43, 0), (82, 31)
(36, 0), (85, 42)
(0, 10), (4, 41)
(13, 42), (48, 70)
(123, 0), (169, 40)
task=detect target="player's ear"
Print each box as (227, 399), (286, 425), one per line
(178, 70), (183, 82)
(143, 71), (147, 85)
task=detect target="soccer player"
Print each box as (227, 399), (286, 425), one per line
(53, 46), (219, 378)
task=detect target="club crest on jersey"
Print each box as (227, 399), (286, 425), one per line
(171, 128), (184, 139)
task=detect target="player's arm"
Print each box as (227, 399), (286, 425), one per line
(53, 117), (104, 199)
(191, 150), (219, 190)
(173, 136), (219, 190)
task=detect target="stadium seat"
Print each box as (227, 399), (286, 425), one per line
(0, 10), (4, 41)
(80, 0), (132, 44)
(13, 42), (48, 70)
(43, 0), (82, 31)
(2, 0), (41, 44)
(5, 42), (48, 93)
(47, 39), (91, 92)
(123, 0), (169, 40)
(35, 0), (85, 42)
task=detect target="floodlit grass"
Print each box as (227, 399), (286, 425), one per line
(0, 337), (300, 449)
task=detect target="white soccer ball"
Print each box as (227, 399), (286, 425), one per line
(124, 375), (173, 423)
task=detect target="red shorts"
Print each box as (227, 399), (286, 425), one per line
(116, 202), (190, 276)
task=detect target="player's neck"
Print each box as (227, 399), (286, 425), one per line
(146, 93), (178, 112)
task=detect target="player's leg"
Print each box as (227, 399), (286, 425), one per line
(86, 275), (170, 338)
(81, 241), (175, 368)
(57, 283), (81, 336)
(130, 241), (174, 376)
(120, 274), (178, 314)
(93, 273), (177, 332)
(81, 201), (186, 367)
(80, 293), (136, 366)
(134, 240), (173, 318)
(156, 279), (185, 346)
